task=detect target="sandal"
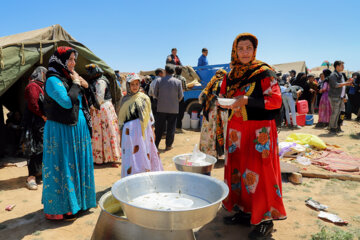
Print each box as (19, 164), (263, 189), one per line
(26, 179), (38, 190)
(248, 221), (274, 240)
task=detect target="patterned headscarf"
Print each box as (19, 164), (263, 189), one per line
(202, 69), (227, 121)
(30, 66), (47, 83)
(119, 73), (151, 138)
(226, 33), (274, 98)
(201, 69), (227, 156)
(47, 46), (78, 80)
(85, 64), (104, 82)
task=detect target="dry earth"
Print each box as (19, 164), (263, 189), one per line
(1, 114), (360, 240)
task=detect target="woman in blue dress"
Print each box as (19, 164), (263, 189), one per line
(42, 46), (96, 220)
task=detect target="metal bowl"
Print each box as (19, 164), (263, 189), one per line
(91, 191), (195, 240)
(111, 171), (229, 231)
(173, 153), (217, 174)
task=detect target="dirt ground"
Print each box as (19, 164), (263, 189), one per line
(0, 114), (360, 240)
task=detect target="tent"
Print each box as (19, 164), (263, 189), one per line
(0, 24), (121, 117)
(272, 61), (307, 75)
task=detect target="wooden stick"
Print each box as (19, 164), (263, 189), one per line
(300, 171), (360, 182)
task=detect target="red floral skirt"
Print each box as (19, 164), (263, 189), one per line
(223, 118), (286, 225)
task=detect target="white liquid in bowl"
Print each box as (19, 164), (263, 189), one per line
(129, 192), (210, 211)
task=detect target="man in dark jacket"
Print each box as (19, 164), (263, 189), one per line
(166, 48), (182, 66)
(154, 64), (183, 150)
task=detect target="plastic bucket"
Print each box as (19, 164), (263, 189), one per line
(191, 111), (198, 119)
(305, 114), (314, 125)
(190, 119), (199, 129)
(182, 113), (191, 129)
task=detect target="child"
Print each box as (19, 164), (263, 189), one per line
(118, 73), (163, 177)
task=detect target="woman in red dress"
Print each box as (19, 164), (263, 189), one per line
(219, 33), (286, 239)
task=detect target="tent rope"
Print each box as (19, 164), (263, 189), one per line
(0, 47), (4, 69)
(21, 43), (25, 65)
(39, 42), (43, 64)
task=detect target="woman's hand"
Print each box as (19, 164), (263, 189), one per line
(79, 76), (89, 89)
(69, 71), (81, 85)
(219, 96), (248, 109)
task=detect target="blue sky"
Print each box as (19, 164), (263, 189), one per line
(1, 0), (359, 72)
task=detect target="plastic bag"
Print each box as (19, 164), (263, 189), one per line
(279, 142), (306, 158)
(285, 133), (327, 150)
(296, 155), (311, 165)
(190, 144), (206, 163)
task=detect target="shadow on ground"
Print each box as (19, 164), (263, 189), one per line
(0, 209), (76, 239)
(0, 175), (27, 191)
(195, 208), (275, 240)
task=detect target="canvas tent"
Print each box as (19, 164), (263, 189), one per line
(0, 24), (121, 117)
(272, 61), (307, 75)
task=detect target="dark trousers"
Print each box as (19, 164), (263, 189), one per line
(28, 153), (42, 177)
(155, 112), (177, 148)
(176, 98), (185, 129)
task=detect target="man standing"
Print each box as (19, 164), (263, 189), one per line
(328, 61), (353, 134)
(166, 48), (182, 66)
(154, 65), (183, 150)
(148, 68), (164, 119)
(289, 70), (296, 85)
(174, 66), (187, 133)
(197, 48), (209, 66)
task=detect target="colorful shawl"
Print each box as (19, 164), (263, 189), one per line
(201, 69), (227, 156)
(118, 73), (151, 138)
(202, 69), (227, 121)
(226, 33), (274, 97)
(225, 33), (275, 121)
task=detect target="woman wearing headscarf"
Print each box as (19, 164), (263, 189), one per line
(119, 73), (163, 178)
(85, 64), (121, 165)
(199, 69), (227, 158)
(42, 46), (96, 220)
(218, 33), (286, 239)
(316, 69), (332, 128)
(23, 66), (47, 190)
(292, 72), (312, 111)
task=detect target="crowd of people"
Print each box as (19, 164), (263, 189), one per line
(3, 32), (359, 239)
(276, 61), (359, 134)
(11, 45), (208, 222)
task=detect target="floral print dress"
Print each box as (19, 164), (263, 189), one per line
(91, 79), (121, 164)
(220, 76), (287, 225)
(199, 105), (227, 158)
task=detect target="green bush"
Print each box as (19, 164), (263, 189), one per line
(311, 227), (353, 240)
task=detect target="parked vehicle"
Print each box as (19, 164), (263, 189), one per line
(183, 64), (231, 116)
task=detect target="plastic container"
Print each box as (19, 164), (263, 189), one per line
(305, 114), (314, 125)
(182, 113), (191, 129)
(290, 114), (306, 126)
(190, 119), (199, 129)
(191, 111), (198, 119)
(297, 100), (309, 114)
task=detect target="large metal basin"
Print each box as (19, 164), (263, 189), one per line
(91, 191), (195, 240)
(111, 171), (229, 231)
(173, 153), (217, 174)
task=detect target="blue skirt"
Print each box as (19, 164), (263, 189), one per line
(42, 110), (96, 215)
